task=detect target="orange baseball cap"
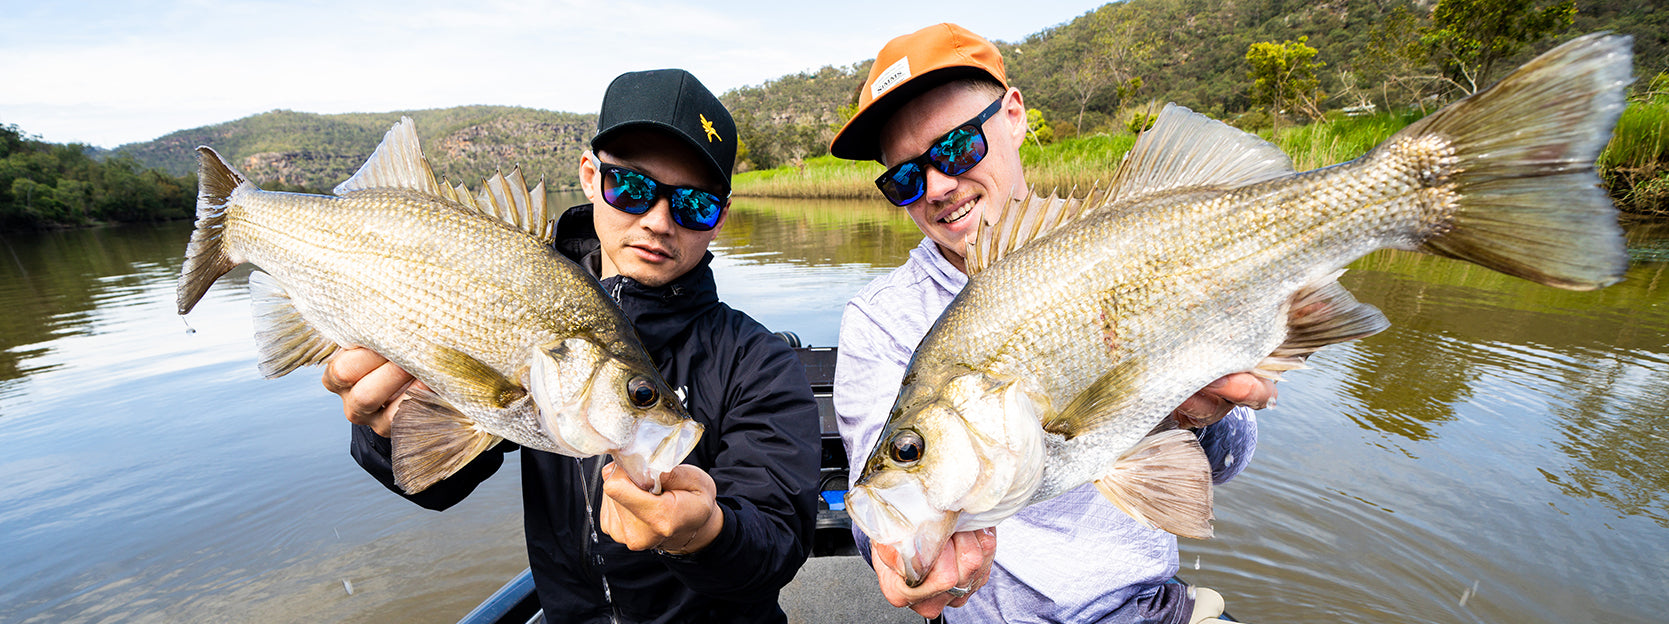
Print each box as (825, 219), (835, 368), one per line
(829, 23), (1007, 162)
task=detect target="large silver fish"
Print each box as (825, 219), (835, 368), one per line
(847, 33), (1634, 584)
(177, 118), (701, 494)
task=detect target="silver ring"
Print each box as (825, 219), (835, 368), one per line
(946, 585), (972, 598)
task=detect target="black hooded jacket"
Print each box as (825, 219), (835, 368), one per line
(350, 204), (820, 623)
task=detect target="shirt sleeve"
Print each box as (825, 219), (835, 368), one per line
(349, 423), (512, 511)
(658, 328), (821, 600)
(833, 299), (915, 488)
(1197, 406), (1258, 485)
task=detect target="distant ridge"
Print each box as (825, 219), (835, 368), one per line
(117, 106), (595, 191)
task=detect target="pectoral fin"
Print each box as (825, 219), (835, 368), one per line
(248, 270), (339, 378)
(1092, 429), (1214, 539)
(1255, 272), (1390, 381)
(390, 386), (506, 494)
(1042, 363), (1140, 439)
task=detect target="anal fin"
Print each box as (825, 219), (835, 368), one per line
(1255, 271), (1391, 381)
(248, 271), (339, 378)
(1092, 429), (1214, 539)
(391, 387), (504, 494)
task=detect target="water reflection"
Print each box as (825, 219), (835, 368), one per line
(0, 205), (1666, 624)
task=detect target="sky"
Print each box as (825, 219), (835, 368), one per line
(1, 0), (1108, 148)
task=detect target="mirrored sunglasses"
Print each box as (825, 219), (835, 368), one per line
(875, 96), (1005, 207)
(599, 163), (727, 231)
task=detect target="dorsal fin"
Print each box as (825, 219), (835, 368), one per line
(333, 116), (443, 196)
(444, 168), (557, 244)
(967, 183), (1111, 276)
(1105, 104), (1295, 204)
(966, 104), (1293, 276)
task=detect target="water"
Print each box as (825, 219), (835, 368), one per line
(0, 202), (1665, 623)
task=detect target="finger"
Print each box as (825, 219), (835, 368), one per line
(1171, 391), (1230, 428)
(343, 362), (415, 433)
(653, 464), (715, 496)
(1204, 373), (1276, 408)
(322, 347), (386, 394)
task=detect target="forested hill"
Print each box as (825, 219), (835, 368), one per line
(114, 0), (1666, 183)
(120, 106), (595, 191)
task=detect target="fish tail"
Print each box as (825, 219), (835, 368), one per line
(177, 147), (255, 314)
(1390, 32), (1632, 291)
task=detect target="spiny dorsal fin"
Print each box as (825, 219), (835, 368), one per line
(1254, 271), (1391, 381)
(1092, 429), (1214, 539)
(1105, 103), (1294, 205)
(391, 386), (505, 494)
(967, 183), (1112, 276)
(248, 271), (341, 378)
(333, 116), (442, 196)
(447, 168), (556, 244)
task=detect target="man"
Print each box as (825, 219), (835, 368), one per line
(829, 24), (1272, 622)
(324, 69), (821, 623)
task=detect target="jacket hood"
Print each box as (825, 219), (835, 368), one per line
(553, 204), (722, 354)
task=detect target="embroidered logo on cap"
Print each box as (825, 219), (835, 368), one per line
(701, 113), (722, 142)
(870, 56), (912, 100)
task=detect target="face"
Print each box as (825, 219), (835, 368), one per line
(580, 129), (728, 287)
(878, 82), (1028, 272)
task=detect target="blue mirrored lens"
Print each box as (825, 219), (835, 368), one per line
(930, 125), (988, 176)
(670, 189), (724, 231)
(876, 161), (926, 206)
(602, 168), (656, 214)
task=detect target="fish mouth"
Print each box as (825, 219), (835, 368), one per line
(846, 480), (958, 587)
(611, 417), (703, 494)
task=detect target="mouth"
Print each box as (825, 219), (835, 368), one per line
(611, 417), (703, 494)
(625, 241), (675, 262)
(936, 196), (978, 225)
(846, 481), (959, 587)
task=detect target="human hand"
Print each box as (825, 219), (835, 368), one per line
(871, 527), (997, 617)
(322, 346), (427, 437)
(599, 462), (723, 554)
(1170, 372), (1276, 429)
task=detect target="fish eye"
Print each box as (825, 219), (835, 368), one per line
(890, 431), (924, 465)
(626, 376), (658, 408)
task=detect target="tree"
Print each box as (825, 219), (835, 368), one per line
(1419, 0), (1576, 93)
(1246, 37), (1326, 132)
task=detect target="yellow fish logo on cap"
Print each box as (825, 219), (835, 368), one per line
(701, 113), (722, 142)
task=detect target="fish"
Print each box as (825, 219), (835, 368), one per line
(846, 32), (1634, 585)
(176, 117), (702, 495)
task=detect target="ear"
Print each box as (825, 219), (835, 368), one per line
(1002, 88), (1028, 146)
(578, 151), (601, 204)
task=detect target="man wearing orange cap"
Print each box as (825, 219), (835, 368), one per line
(829, 23), (1269, 623)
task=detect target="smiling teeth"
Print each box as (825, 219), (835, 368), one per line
(941, 202), (974, 224)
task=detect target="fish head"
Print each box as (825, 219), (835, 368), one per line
(527, 336), (702, 492)
(846, 370), (1046, 586)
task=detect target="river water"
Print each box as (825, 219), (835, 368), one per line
(0, 196), (1665, 623)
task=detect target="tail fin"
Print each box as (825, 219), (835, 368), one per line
(177, 147), (253, 314)
(1395, 32), (1632, 290)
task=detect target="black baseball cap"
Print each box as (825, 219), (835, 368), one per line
(593, 69), (737, 192)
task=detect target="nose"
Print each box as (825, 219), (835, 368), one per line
(920, 165), (959, 204)
(638, 197), (677, 233)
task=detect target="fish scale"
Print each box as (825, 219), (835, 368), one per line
(847, 33), (1634, 587)
(177, 117), (701, 495)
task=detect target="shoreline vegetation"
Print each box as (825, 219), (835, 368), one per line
(733, 102), (1669, 220)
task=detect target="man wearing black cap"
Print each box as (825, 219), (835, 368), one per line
(326, 69), (820, 623)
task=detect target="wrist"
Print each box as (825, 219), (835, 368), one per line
(660, 503), (725, 556)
